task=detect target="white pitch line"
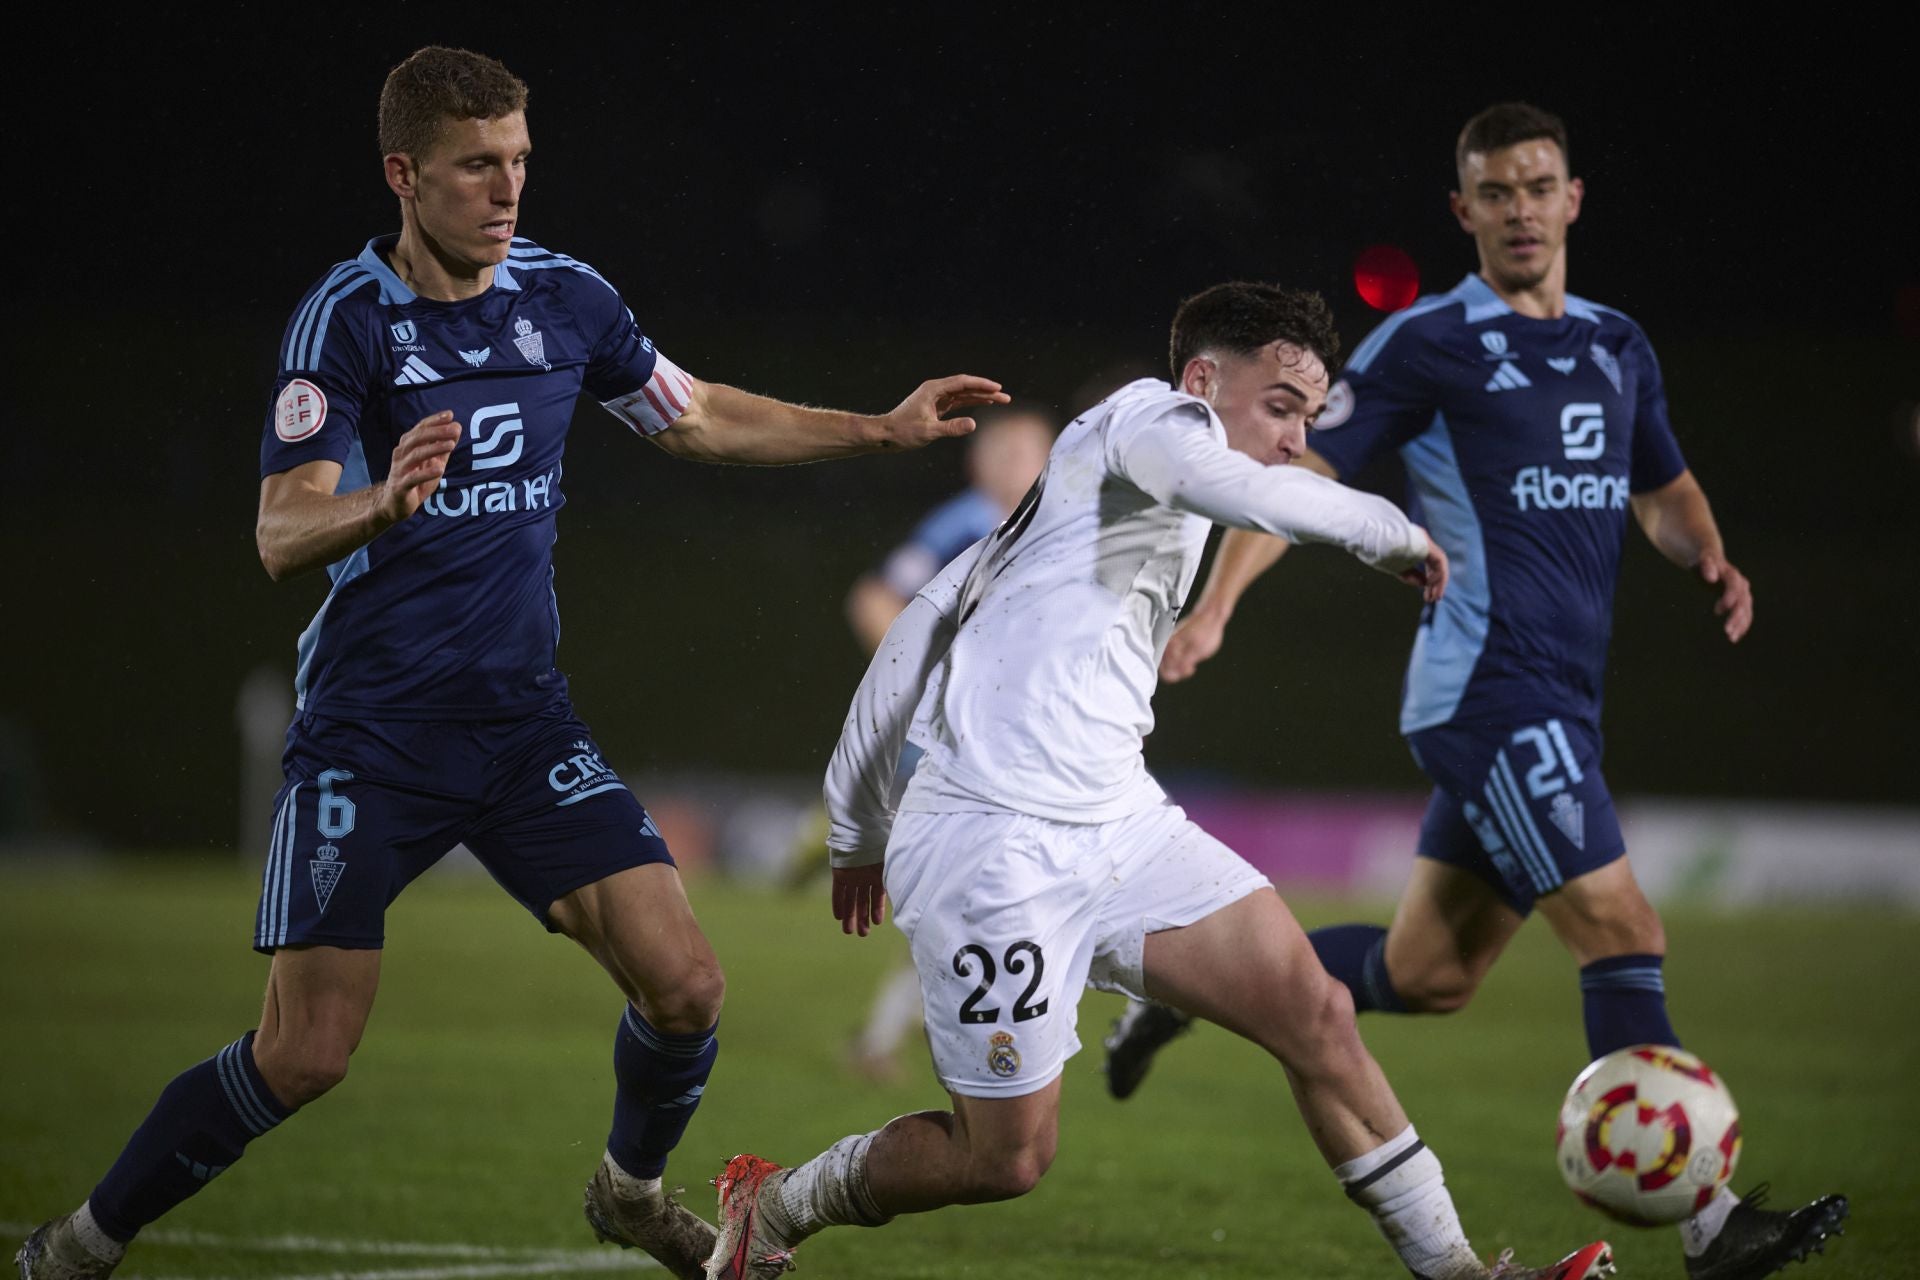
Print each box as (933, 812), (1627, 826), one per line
(1, 1222), (658, 1278)
(122, 1259), (653, 1280)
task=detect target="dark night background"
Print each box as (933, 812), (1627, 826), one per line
(4, 10), (1915, 850)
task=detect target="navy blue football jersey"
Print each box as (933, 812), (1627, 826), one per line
(261, 235), (675, 719)
(1311, 274), (1687, 734)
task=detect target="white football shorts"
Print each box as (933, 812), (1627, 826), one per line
(885, 801), (1270, 1098)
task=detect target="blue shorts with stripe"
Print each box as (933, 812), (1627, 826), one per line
(1406, 715), (1625, 915)
(253, 700), (672, 953)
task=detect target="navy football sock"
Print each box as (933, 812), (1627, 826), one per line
(1309, 924), (1407, 1014)
(1579, 953), (1679, 1057)
(607, 1006), (718, 1179)
(88, 1030), (295, 1242)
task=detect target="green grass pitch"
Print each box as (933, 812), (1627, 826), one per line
(3, 860), (1915, 1278)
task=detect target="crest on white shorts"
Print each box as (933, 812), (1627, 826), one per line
(987, 1031), (1021, 1078)
(310, 842), (346, 913)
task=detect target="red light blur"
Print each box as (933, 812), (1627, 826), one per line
(1354, 245), (1420, 312)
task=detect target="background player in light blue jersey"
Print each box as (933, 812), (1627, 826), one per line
(15, 46), (1007, 1280)
(1105, 104), (1845, 1280)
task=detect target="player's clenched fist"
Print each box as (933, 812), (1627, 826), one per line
(880, 375), (1011, 449)
(377, 410), (463, 525)
(1160, 608), (1228, 684)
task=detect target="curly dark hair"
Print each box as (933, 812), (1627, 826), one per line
(1167, 282), (1340, 385)
(378, 46), (528, 160)
(1456, 102), (1568, 178)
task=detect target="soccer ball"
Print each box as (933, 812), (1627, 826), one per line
(1555, 1045), (1742, 1226)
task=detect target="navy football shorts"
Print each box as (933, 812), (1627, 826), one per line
(252, 701), (672, 952)
(1405, 715), (1625, 915)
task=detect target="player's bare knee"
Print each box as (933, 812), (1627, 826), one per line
(638, 956), (726, 1033)
(963, 1142), (1053, 1202)
(256, 1042), (352, 1106)
(1396, 965), (1480, 1014)
(1269, 972), (1362, 1073)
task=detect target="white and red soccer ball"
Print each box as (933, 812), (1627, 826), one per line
(1556, 1045), (1742, 1226)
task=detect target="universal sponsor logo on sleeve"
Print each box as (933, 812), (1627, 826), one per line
(275, 379), (328, 442)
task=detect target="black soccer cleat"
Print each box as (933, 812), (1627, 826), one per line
(1684, 1184), (1849, 1280)
(1101, 1000), (1194, 1100)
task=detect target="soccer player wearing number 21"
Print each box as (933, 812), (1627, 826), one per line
(700, 284), (1612, 1280)
(14, 46), (1007, 1280)
(1108, 104), (1847, 1280)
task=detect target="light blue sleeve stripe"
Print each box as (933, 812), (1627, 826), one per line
(300, 272), (376, 372)
(284, 264), (357, 370)
(1345, 294), (1454, 375)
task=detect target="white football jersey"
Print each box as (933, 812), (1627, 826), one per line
(825, 378), (1428, 856)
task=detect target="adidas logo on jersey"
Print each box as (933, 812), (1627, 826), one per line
(394, 355), (443, 385)
(1484, 361), (1532, 392)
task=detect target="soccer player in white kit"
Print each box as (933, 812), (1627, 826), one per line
(701, 284), (1612, 1280)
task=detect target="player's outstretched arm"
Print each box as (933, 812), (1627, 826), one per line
(1630, 468), (1752, 642)
(256, 411), (463, 581)
(650, 375), (1009, 465)
(1121, 416), (1444, 602)
(1163, 452), (1350, 681)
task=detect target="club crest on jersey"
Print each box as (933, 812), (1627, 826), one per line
(459, 347), (492, 368)
(1479, 330), (1510, 357)
(987, 1031), (1021, 1078)
(513, 316), (550, 370)
(309, 842), (346, 914)
(1549, 794), (1586, 849)
(1548, 357), (1578, 375)
(390, 320), (417, 344)
(274, 378), (328, 442)
(1589, 343), (1624, 394)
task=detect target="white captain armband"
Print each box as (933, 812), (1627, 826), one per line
(603, 352), (695, 436)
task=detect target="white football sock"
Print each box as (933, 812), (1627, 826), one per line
(1681, 1186), (1740, 1257)
(764, 1132), (891, 1245)
(69, 1201), (128, 1265)
(1336, 1127), (1484, 1280)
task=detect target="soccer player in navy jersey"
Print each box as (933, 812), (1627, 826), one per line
(14, 46), (1006, 1280)
(1103, 103), (1845, 1280)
